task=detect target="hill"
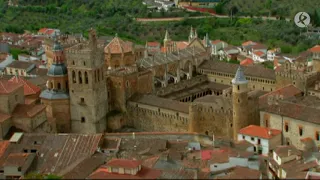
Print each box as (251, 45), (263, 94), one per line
(223, 0), (320, 19)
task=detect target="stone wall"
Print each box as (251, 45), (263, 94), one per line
(107, 113), (125, 131)
(0, 87), (24, 114)
(41, 98), (71, 133)
(189, 103), (233, 138)
(260, 111), (320, 150)
(126, 102), (189, 132)
(137, 70), (153, 94)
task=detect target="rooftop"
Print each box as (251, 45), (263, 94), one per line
(238, 125), (281, 139)
(104, 35), (133, 54)
(107, 159), (142, 168)
(0, 79), (23, 95)
(8, 75), (41, 96)
(6, 60), (36, 70)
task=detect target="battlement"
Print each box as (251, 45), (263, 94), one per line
(190, 103), (233, 115)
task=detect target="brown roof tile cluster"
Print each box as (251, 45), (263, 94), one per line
(3, 153), (34, 167)
(215, 166), (261, 179)
(239, 125), (281, 139)
(198, 60), (276, 80)
(0, 79), (23, 95)
(104, 36), (133, 54)
(8, 76), (41, 96)
(12, 104), (46, 118)
(6, 61), (35, 70)
(0, 113), (11, 122)
(274, 145), (301, 158)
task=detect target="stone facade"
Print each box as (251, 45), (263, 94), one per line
(66, 29), (108, 133)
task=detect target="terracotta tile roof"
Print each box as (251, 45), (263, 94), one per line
(0, 113), (11, 122)
(239, 125), (281, 139)
(107, 159), (142, 169)
(38, 28), (48, 34)
(211, 40), (223, 45)
(253, 51), (265, 57)
(0, 80), (23, 95)
(45, 29), (55, 35)
(147, 42), (160, 47)
(175, 41), (189, 50)
(201, 149), (225, 160)
(6, 60), (35, 70)
(24, 97), (37, 105)
(0, 141), (10, 158)
(104, 36), (133, 54)
(160, 169), (197, 179)
(240, 58), (254, 66)
(262, 101), (320, 125)
(88, 165), (162, 179)
(12, 104), (45, 118)
(215, 166), (261, 179)
(274, 145), (301, 158)
(242, 41), (257, 46)
(199, 60), (276, 80)
(3, 153), (32, 167)
(8, 76), (41, 96)
(209, 150), (229, 164)
(310, 45), (320, 53)
(259, 84), (302, 105)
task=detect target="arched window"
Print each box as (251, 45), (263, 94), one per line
(57, 83), (61, 89)
(78, 71), (82, 84)
(72, 61), (75, 65)
(83, 61), (86, 66)
(85, 72), (88, 84)
(72, 71), (76, 83)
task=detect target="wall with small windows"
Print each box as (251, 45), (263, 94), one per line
(260, 111), (320, 150)
(200, 69), (276, 92)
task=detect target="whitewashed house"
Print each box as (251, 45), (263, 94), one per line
(237, 125), (282, 156)
(267, 48), (281, 61)
(0, 53), (14, 73)
(252, 51), (267, 62)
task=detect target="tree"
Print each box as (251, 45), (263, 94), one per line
(265, 0), (272, 17)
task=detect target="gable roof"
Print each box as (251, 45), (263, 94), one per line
(104, 35), (133, 54)
(38, 28), (48, 34)
(6, 60), (35, 70)
(0, 80), (23, 95)
(8, 76), (41, 96)
(253, 51), (265, 57)
(107, 159), (142, 168)
(239, 125), (281, 139)
(310, 45), (320, 53)
(240, 58), (254, 66)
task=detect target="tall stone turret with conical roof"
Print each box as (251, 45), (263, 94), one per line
(40, 33), (71, 133)
(163, 29), (173, 53)
(232, 66), (249, 140)
(188, 26), (194, 43)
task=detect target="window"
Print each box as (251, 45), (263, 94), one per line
(97, 69), (100, 82)
(299, 126), (303, 136)
(18, 167), (21, 172)
(66, 82), (68, 90)
(265, 119), (269, 128)
(242, 135), (245, 139)
(31, 149), (37, 153)
(230, 123), (232, 127)
(78, 71), (82, 84)
(285, 122), (289, 132)
(72, 61), (75, 65)
(85, 72), (88, 84)
(72, 71), (76, 83)
(258, 139), (261, 145)
(126, 81), (129, 88)
(83, 61), (86, 66)
(237, 85), (240, 90)
(316, 131), (320, 141)
(81, 98), (85, 103)
(81, 117), (85, 123)
(251, 137), (254, 141)
(57, 83), (61, 89)
(23, 149), (28, 153)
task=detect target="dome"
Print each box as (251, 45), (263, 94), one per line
(52, 42), (63, 51)
(47, 64), (67, 76)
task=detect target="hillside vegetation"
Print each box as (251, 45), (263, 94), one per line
(223, 0), (320, 19)
(0, 0), (319, 54)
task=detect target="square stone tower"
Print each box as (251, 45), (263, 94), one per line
(65, 29), (108, 133)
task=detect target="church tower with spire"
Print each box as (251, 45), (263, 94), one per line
(163, 29), (173, 53)
(40, 33), (71, 133)
(188, 26), (195, 43)
(232, 66), (249, 140)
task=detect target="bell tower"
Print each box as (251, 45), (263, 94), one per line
(40, 33), (70, 133)
(232, 66), (249, 141)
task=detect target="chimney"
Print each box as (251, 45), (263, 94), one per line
(288, 149), (292, 157)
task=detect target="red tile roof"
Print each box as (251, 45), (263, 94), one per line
(0, 80), (23, 95)
(105, 36), (133, 54)
(38, 28), (48, 34)
(259, 84), (302, 106)
(88, 165), (162, 179)
(0, 141), (9, 158)
(242, 41), (257, 46)
(310, 45), (320, 53)
(201, 149), (225, 160)
(147, 42), (160, 47)
(253, 51), (265, 57)
(8, 76), (41, 96)
(239, 125), (281, 139)
(45, 29), (55, 35)
(211, 40), (222, 45)
(240, 58), (254, 66)
(0, 113), (11, 122)
(175, 41), (189, 50)
(107, 159), (142, 169)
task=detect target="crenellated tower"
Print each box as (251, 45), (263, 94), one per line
(232, 66), (249, 141)
(40, 34), (70, 133)
(66, 29), (108, 133)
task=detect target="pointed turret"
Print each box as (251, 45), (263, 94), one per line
(164, 29), (170, 41)
(232, 66), (248, 85)
(188, 26), (194, 43)
(194, 29), (198, 38)
(204, 33), (211, 48)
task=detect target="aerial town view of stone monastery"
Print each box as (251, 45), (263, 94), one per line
(1, 0), (320, 179)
